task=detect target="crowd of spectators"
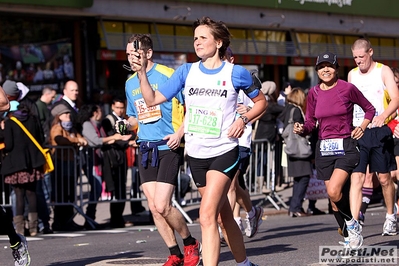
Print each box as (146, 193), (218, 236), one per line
(0, 78), (143, 234)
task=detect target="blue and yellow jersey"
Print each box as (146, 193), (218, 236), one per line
(125, 63), (185, 150)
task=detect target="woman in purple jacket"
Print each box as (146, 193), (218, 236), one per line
(294, 52), (375, 251)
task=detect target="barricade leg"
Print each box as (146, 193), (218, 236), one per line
(252, 139), (289, 210)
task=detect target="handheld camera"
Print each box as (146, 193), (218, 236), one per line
(133, 40), (140, 50)
(133, 40), (140, 59)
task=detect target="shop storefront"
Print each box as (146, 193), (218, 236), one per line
(2, 0), (399, 99)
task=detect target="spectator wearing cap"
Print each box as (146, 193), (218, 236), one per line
(252, 81), (284, 191)
(2, 80), (39, 118)
(49, 102), (87, 232)
(50, 80), (80, 133)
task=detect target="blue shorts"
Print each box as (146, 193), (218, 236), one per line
(188, 146), (239, 188)
(353, 126), (396, 174)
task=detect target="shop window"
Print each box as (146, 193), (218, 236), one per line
(125, 22), (150, 34)
(344, 35), (359, 46)
(0, 17), (68, 45)
(150, 24), (174, 51)
(98, 21), (125, 50)
(154, 24), (174, 35)
(295, 32), (309, 43)
(334, 35), (344, 45)
(103, 21), (123, 33)
(174, 26), (193, 51)
(253, 30), (286, 55)
(0, 16), (74, 92)
(175, 25), (192, 36)
(230, 28), (247, 40)
(295, 32), (331, 56)
(371, 37), (395, 59)
(229, 28), (248, 54)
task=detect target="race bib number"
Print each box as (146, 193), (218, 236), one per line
(134, 98), (162, 124)
(320, 138), (345, 156)
(187, 106), (222, 138)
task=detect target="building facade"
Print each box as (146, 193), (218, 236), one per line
(1, 0), (399, 102)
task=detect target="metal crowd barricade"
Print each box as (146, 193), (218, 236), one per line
(77, 145), (150, 228)
(38, 145), (151, 229)
(247, 139), (288, 210)
(0, 144), (197, 227)
(54, 145), (193, 227)
(1, 140), (289, 225)
(47, 145), (89, 226)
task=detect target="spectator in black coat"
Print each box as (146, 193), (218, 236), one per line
(101, 99), (136, 228)
(2, 102), (45, 236)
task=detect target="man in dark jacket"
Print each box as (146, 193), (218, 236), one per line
(101, 98), (136, 228)
(36, 86), (56, 143)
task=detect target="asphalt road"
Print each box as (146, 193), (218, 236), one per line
(1, 204), (397, 266)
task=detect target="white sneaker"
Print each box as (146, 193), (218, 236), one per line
(245, 206), (264, 238)
(382, 218), (397, 236)
(11, 234), (31, 266)
(346, 221), (363, 249)
(235, 218), (245, 235)
(338, 237), (356, 259)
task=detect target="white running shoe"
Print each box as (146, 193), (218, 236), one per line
(382, 218), (397, 236)
(338, 237), (356, 259)
(11, 234), (31, 266)
(245, 206), (264, 238)
(235, 218), (245, 235)
(346, 220), (363, 249)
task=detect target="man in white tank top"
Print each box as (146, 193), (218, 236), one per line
(348, 38), (399, 236)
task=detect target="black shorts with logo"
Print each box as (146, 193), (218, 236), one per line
(315, 137), (359, 181)
(187, 146), (239, 188)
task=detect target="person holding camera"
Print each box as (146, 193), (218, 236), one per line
(123, 33), (201, 266)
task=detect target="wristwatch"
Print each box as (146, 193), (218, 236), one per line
(239, 115), (249, 124)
